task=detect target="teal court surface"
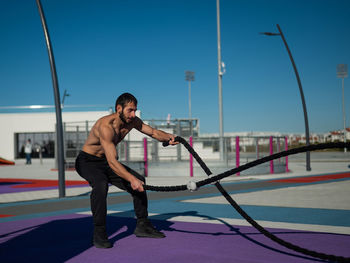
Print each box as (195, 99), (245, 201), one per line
(0, 161), (350, 262)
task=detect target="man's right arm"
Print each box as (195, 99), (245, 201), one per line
(99, 125), (144, 192)
(134, 117), (178, 145)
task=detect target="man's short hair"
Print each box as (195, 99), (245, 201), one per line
(115, 93), (138, 111)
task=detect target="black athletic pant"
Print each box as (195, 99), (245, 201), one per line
(75, 151), (148, 227)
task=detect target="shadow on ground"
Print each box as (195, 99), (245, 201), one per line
(0, 210), (342, 262)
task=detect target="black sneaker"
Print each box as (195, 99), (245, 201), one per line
(93, 226), (113, 248)
(134, 218), (166, 238)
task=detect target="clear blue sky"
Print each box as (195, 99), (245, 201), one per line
(1, 0), (349, 134)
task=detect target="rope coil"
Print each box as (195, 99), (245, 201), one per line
(144, 137), (350, 262)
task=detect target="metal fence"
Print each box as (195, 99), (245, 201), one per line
(59, 119), (288, 175)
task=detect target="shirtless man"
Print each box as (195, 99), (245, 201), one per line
(75, 93), (178, 248)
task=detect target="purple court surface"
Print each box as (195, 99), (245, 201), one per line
(0, 212), (349, 263)
(1, 171), (350, 262)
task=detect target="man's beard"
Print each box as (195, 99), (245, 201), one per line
(119, 111), (128, 124)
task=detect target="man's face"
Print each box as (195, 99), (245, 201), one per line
(117, 102), (137, 124)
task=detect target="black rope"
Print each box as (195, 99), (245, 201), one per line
(197, 141), (349, 188)
(144, 139), (350, 191)
(144, 136), (350, 262)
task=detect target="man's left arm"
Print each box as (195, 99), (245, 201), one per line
(134, 118), (178, 145)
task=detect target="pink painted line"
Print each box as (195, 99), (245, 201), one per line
(270, 136), (274, 174)
(236, 136), (240, 176)
(285, 136), (289, 172)
(143, 138), (148, 177)
(189, 136), (193, 177)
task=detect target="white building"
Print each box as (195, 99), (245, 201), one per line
(1, 110), (339, 163)
(0, 110), (183, 162)
(0, 111), (109, 161)
(326, 128), (350, 142)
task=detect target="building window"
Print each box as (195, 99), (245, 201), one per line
(16, 132), (55, 158)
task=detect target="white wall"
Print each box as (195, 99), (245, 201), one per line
(0, 111), (109, 160)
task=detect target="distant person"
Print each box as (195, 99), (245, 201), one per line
(75, 93), (178, 249)
(24, 139), (32, 164)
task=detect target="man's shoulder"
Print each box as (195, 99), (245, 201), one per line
(96, 115), (114, 126)
(91, 115), (114, 135)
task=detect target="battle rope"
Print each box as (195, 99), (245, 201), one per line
(144, 137), (350, 262)
(144, 138), (350, 192)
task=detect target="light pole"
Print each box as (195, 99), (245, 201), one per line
(185, 71), (195, 136)
(337, 64), (348, 152)
(216, 0), (225, 161)
(36, 0), (66, 197)
(261, 24), (311, 171)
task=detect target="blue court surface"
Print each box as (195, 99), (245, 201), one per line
(1, 171), (350, 263)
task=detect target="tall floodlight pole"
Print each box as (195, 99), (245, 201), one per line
(261, 24), (311, 171)
(337, 64), (348, 152)
(36, 0), (66, 197)
(185, 71), (195, 136)
(216, 0), (224, 161)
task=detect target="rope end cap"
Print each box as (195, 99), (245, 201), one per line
(187, 181), (198, 192)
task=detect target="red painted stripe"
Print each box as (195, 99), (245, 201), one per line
(270, 172), (350, 183)
(0, 214), (14, 218)
(0, 178), (88, 188)
(0, 158), (15, 165)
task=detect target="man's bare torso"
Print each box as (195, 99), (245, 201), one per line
(82, 113), (139, 157)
